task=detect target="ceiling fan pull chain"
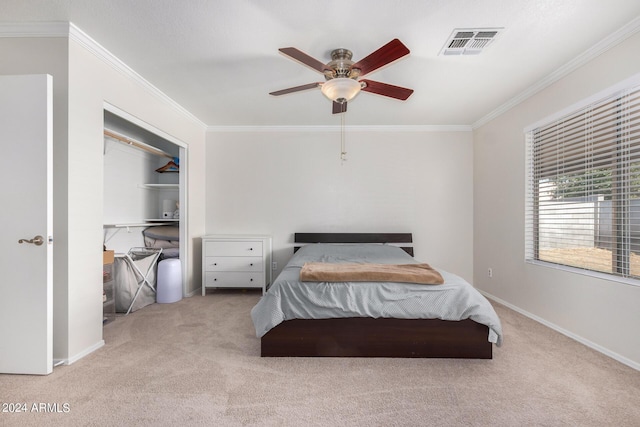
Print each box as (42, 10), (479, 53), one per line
(340, 112), (347, 164)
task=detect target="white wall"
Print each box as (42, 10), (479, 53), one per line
(206, 129), (474, 281)
(65, 32), (206, 361)
(0, 27), (206, 364)
(473, 31), (640, 367)
(103, 143), (164, 227)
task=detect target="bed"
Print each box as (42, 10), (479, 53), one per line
(250, 233), (502, 358)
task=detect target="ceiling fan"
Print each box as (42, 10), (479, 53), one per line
(269, 39), (414, 114)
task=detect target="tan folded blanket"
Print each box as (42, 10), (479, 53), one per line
(299, 262), (444, 285)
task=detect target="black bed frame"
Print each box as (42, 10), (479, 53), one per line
(261, 233), (492, 359)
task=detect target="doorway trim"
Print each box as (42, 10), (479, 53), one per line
(103, 102), (189, 297)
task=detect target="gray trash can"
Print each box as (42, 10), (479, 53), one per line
(156, 259), (182, 303)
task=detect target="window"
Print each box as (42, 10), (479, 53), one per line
(525, 79), (640, 283)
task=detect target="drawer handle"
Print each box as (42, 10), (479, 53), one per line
(213, 263), (217, 266)
(249, 248), (253, 251)
(250, 263), (253, 266)
(250, 278), (253, 282)
(214, 278), (217, 281)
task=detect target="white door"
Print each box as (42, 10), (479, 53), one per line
(0, 75), (53, 375)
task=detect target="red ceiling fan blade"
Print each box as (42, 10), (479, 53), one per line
(269, 82), (321, 96)
(332, 101), (347, 114)
(360, 79), (414, 100)
(351, 39), (410, 77)
(279, 47), (331, 74)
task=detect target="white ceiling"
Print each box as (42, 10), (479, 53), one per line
(3, 0), (640, 127)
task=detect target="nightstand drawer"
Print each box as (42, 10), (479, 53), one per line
(204, 256), (263, 272)
(204, 272), (264, 288)
(205, 241), (263, 257)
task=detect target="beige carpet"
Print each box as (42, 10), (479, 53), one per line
(2, 290), (639, 426)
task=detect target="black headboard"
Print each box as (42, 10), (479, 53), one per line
(294, 233), (414, 256)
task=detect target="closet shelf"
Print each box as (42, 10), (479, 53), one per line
(104, 128), (173, 160)
(104, 221), (177, 229)
(138, 184), (179, 190)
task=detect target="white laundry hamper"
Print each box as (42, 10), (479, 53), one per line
(156, 259), (182, 303)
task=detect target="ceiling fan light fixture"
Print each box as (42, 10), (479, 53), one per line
(321, 78), (361, 103)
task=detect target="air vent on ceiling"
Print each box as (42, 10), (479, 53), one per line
(440, 28), (504, 55)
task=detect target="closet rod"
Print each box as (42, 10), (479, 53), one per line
(104, 128), (173, 160)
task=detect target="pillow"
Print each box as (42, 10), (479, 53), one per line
(143, 226), (179, 241)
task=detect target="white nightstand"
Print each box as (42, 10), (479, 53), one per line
(202, 234), (272, 295)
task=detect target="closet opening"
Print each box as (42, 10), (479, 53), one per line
(102, 104), (188, 322)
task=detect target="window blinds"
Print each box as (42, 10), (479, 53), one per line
(525, 84), (640, 280)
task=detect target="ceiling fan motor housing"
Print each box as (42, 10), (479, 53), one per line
(325, 48), (361, 80)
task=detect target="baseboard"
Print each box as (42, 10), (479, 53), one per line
(479, 290), (640, 372)
(54, 340), (105, 367)
(185, 288), (199, 298)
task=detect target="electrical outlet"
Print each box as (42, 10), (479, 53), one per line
(272, 261), (277, 270)
(488, 268), (493, 278)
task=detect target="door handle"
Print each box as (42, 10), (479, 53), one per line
(18, 235), (44, 246)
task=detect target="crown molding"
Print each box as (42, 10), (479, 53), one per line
(67, 23), (206, 129)
(207, 124), (472, 133)
(0, 21), (206, 130)
(472, 15), (640, 130)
